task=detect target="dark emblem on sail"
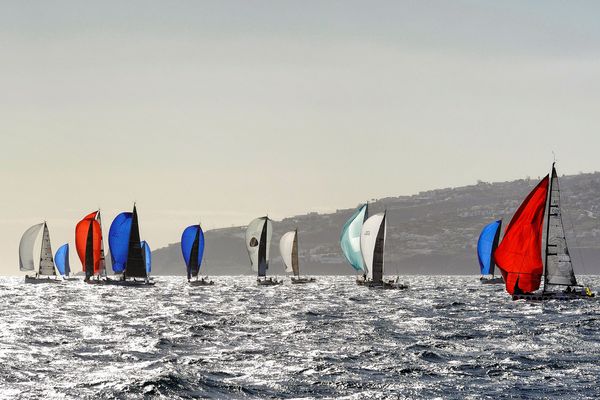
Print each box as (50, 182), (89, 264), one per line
(249, 237), (259, 247)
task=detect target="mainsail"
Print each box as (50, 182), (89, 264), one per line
(340, 204), (368, 273)
(108, 205), (147, 279)
(477, 220), (502, 276)
(38, 223), (56, 276)
(279, 230), (299, 276)
(141, 241), (151, 275)
(181, 225), (205, 280)
(55, 243), (70, 277)
(495, 175), (549, 295)
(361, 212), (386, 283)
(19, 223), (44, 271)
(97, 211), (107, 276)
(544, 164), (577, 287)
(75, 211), (102, 279)
(245, 217), (272, 277)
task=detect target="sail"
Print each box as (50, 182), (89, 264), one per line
(141, 241), (151, 274)
(55, 243), (70, 276)
(340, 204), (368, 272)
(495, 175), (549, 295)
(477, 220), (502, 276)
(108, 212), (133, 273)
(544, 165), (577, 287)
(75, 211), (102, 278)
(19, 223), (44, 271)
(181, 225), (205, 279)
(361, 212), (386, 283)
(124, 205), (147, 278)
(97, 212), (107, 276)
(245, 217), (272, 277)
(279, 230), (297, 275)
(39, 223), (56, 276)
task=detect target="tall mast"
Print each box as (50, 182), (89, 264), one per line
(542, 163), (556, 293)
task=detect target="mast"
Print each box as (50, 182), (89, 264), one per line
(97, 210), (107, 277)
(542, 163), (555, 293)
(124, 204), (147, 279)
(292, 228), (299, 277)
(257, 217), (269, 277)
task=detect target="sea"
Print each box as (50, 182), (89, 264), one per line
(0, 275), (599, 399)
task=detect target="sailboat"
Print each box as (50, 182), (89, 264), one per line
(182, 224), (214, 286)
(246, 216), (282, 286)
(76, 211), (105, 284)
(19, 222), (61, 284)
(477, 220), (504, 284)
(340, 203), (369, 285)
(55, 243), (77, 280)
(107, 204), (155, 286)
(495, 164), (595, 300)
(280, 229), (316, 284)
(360, 212), (407, 289)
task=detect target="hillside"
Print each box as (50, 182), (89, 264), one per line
(152, 172), (600, 275)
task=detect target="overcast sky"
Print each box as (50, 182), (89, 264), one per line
(1, 1), (600, 274)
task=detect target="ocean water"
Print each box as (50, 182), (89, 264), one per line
(0, 275), (599, 399)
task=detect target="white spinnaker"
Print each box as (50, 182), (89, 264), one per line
(360, 213), (386, 281)
(279, 231), (296, 273)
(245, 217), (266, 272)
(39, 223), (56, 276)
(19, 223), (44, 271)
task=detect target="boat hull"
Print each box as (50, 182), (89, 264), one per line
(512, 290), (595, 301)
(24, 276), (62, 284)
(106, 280), (156, 287)
(189, 279), (214, 286)
(480, 277), (504, 285)
(291, 277), (316, 284)
(365, 279), (408, 290)
(257, 278), (283, 286)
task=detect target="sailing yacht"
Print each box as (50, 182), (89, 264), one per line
(280, 229), (316, 284)
(107, 204), (155, 286)
(246, 216), (282, 286)
(477, 220), (504, 284)
(360, 212), (407, 289)
(340, 204), (369, 285)
(181, 224), (214, 286)
(495, 164), (595, 300)
(19, 222), (61, 284)
(76, 211), (106, 284)
(55, 243), (77, 280)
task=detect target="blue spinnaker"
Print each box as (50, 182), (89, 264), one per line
(108, 212), (133, 273)
(340, 204), (368, 272)
(141, 241), (151, 274)
(55, 243), (70, 276)
(477, 220), (502, 275)
(181, 225), (205, 274)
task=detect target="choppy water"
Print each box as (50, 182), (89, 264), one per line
(0, 276), (599, 399)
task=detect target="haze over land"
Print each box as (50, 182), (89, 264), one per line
(153, 171), (600, 276)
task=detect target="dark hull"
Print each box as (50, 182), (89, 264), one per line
(366, 280), (409, 290)
(257, 278), (283, 286)
(106, 280), (156, 287)
(480, 277), (504, 285)
(512, 290), (595, 301)
(24, 276), (62, 284)
(189, 279), (214, 286)
(291, 277), (316, 284)
(356, 277), (366, 286)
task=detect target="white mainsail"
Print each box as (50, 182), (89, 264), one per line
(360, 213), (386, 282)
(19, 223), (44, 271)
(279, 231), (296, 274)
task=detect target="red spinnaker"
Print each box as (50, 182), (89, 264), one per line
(494, 175), (549, 294)
(75, 211), (102, 274)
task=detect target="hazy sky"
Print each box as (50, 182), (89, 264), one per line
(2, 1), (600, 273)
